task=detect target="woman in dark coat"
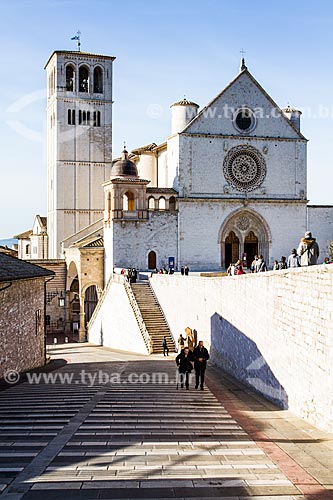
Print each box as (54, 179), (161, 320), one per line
(176, 347), (193, 389)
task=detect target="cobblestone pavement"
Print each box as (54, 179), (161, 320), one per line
(0, 344), (333, 499)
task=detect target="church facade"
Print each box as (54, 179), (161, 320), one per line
(37, 50), (333, 336)
(102, 58), (327, 278)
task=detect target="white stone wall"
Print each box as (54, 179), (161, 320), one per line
(307, 206), (333, 261)
(178, 200), (307, 269)
(88, 280), (148, 354)
(136, 153), (157, 186)
(178, 134), (307, 200)
(105, 212), (178, 277)
(185, 71), (302, 140)
(150, 266), (333, 433)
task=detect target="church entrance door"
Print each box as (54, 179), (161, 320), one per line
(225, 231), (239, 268)
(148, 250), (156, 270)
(244, 231), (258, 269)
(84, 285), (98, 327)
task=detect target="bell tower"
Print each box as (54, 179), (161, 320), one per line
(45, 50), (116, 258)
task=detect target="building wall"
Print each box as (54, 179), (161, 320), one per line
(88, 279), (148, 354)
(178, 200), (307, 269)
(307, 206), (333, 260)
(178, 134), (307, 200)
(0, 278), (45, 379)
(150, 265), (333, 433)
(105, 211), (178, 277)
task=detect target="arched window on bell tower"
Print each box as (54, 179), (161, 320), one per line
(79, 65), (89, 92)
(123, 191), (135, 211)
(93, 66), (103, 93)
(66, 64), (75, 91)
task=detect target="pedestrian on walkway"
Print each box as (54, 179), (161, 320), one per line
(162, 336), (169, 356)
(193, 341), (210, 390)
(180, 266), (185, 276)
(184, 265), (189, 276)
(177, 333), (185, 352)
(176, 346), (193, 389)
(297, 231), (320, 266)
(287, 249), (300, 268)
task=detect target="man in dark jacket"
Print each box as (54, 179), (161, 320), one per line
(176, 347), (193, 389)
(193, 341), (210, 390)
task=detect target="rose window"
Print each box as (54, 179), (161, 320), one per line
(223, 145), (266, 192)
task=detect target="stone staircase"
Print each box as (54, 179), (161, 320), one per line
(130, 282), (176, 354)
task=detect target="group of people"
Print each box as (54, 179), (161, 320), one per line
(228, 230), (323, 275)
(175, 340), (210, 390)
(120, 267), (138, 283)
(161, 330), (210, 391)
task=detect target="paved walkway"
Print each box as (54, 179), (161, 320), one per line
(0, 344), (333, 499)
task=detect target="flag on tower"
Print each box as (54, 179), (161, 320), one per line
(71, 35), (80, 40)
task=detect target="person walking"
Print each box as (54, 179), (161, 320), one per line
(184, 265), (189, 276)
(180, 266), (185, 276)
(177, 333), (185, 353)
(297, 231), (320, 266)
(193, 340), (210, 390)
(287, 249), (300, 268)
(176, 346), (193, 389)
(162, 336), (169, 356)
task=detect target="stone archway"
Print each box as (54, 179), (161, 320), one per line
(219, 209), (271, 269)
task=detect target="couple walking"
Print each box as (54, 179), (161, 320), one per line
(176, 341), (210, 390)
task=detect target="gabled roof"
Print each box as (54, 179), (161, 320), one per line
(36, 215), (47, 229)
(0, 253), (54, 282)
(14, 229), (32, 240)
(71, 235), (104, 249)
(181, 68), (307, 141)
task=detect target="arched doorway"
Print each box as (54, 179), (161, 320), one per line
(219, 209), (271, 269)
(84, 285), (98, 326)
(225, 231), (239, 268)
(244, 231), (258, 269)
(148, 251), (156, 270)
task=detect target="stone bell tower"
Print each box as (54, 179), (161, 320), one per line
(45, 50), (115, 258)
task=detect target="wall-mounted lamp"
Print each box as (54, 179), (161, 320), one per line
(58, 291), (65, 307)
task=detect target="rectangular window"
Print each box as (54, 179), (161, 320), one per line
(35, 309), (43, 336)
(79, 110), (82, 125)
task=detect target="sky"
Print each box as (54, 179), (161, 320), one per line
(0, 0), (333, 238)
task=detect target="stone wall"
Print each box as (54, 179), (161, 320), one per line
(88, 279), (148, 354)
(0, 278), (45, 379)
(307, 205), (333, 260)
(150, 265), (333, 433)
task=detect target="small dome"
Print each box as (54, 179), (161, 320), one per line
(170, 98), (199, 108)
(111, 149), (138, 177)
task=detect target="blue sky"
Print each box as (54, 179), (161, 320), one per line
(0, 0), (332, 238)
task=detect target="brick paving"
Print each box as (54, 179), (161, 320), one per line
(0, 344), (332, 499)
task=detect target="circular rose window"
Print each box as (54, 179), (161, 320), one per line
(223, 145), (266, 192)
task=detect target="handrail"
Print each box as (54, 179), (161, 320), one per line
(123, 280), (152, 354)
(147, 278), (177, 350)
